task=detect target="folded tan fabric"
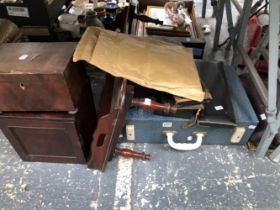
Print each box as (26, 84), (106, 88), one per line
(73, 27), (205, 102)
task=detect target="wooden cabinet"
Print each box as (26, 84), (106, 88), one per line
(0, 42), (85, 112)
(0, 82), (96, 163)
(0, 114), (87, 163)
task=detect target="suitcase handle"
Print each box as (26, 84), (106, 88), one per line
(162, 131), (207, 151)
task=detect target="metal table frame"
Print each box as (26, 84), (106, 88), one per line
(256, 0), (280, 161)
(212, 0), (280, 160)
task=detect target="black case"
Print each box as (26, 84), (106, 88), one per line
(0, 0), (66, 26)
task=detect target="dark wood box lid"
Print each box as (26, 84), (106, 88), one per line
(0, 42), (77, 74)
(0, 112), (75, 121)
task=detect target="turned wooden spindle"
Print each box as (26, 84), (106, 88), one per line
(131, 98), (178, 114)
(115, 148), (151, 160)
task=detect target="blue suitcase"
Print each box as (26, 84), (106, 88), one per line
(121, 61), (258, 146)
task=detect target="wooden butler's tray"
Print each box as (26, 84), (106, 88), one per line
(145, 3), (199, 37)
(87, 75), (134, 171)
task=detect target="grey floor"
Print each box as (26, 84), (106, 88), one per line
(1, 135), (280, 210)
(2, 1), (280, 210)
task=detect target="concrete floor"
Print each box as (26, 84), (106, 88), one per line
(1, 133), (280, 210)
(2, 1), (280, 210)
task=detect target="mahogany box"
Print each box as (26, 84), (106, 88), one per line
(0, 42), (85, 112)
